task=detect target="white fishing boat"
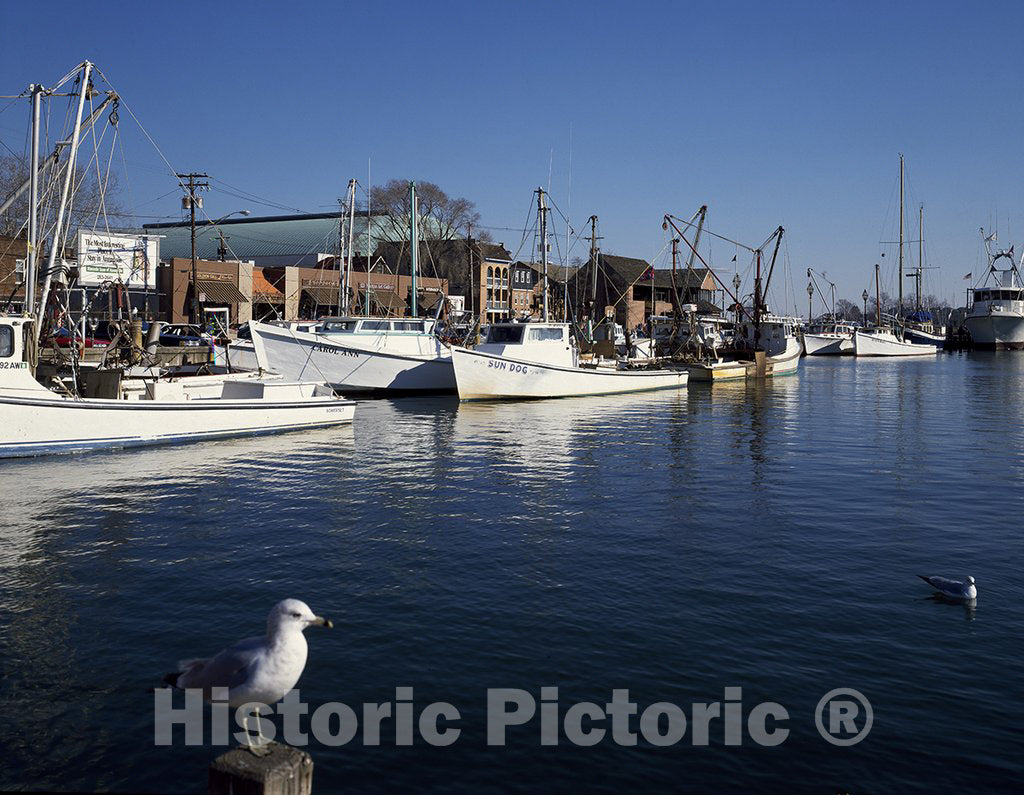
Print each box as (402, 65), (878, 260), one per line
(0, 62), (355, 459)
(853, 326), (938, 357)
(733, 315), (803, 375)
(0, 316), (355, 459)
(451, 321), (687, 400)
(802, 321), (856, 355)
(249, 317), (455, 394)
(963, 233), (1024, 350)
(240, 181), (456, 393)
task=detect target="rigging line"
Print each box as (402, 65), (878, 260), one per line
(209, 176), (310, 214)
(208, 184), (307, 213)
(664, 214), (757, 252)
(112, 95), (188, 194)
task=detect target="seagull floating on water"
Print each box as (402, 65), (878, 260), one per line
(163, 598), (332, 754)
(918, 574), (977, 600)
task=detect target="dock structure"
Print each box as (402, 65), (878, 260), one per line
(208, 743), (313, 795)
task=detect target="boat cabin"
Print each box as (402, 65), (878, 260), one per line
(317, 317), (437, 335)
(477, 322), (576, 367)
(972, 288), (1023, 303)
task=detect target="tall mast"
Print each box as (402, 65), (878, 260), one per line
(538, 188), (549, 321)
(36, 61), (92, 343)
(409, 181), (418, 317)
(898, 153), (904, 315)
(26, 83), (43, 313)
(917, 203), (923, 311)
(346, 178), (356, 315)
(588, 215), (599, 317)
(876, 262), (882, 328)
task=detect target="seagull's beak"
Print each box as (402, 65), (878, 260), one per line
(310, 616), (333, 629)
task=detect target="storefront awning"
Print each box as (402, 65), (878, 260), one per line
(301, 285), (340, 305)
(361, 289), (407, 312)
(252, 290), (285, 304)
(196, 280), (249, 304)
(415, 290), (444, 311)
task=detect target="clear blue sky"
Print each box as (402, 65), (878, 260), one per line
(3, 0), (1023, 310)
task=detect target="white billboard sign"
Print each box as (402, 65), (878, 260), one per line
(76, 230), (159, 288)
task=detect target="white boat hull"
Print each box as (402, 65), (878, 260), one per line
(803, 333), (854, 356)
(250, 322), (456, 394)
(854, 329), (939, 357)
(0, 380), (354, 459)
(963, 312), (1024, 350)
(452, 347), (688, 400)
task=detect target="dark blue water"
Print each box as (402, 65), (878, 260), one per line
(1, 354), (1022, 792)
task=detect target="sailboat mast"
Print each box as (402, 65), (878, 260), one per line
(409, 181), (418, 317)
(538, 188), (549, 322)
(346, 179), (356, 314)
(36, 60), (92, 343)
(26, 83), (43, 313)
(918, 203), (923, 311)
(898, 153), (904, 314)
(876, 262), (882, 328)
(588, 215), (598, 317)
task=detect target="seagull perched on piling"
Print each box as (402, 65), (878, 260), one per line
(163, 598), (332, 755)
(918, 575), (977, 601)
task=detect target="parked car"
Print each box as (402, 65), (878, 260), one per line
(142, 323), (208, 347)
(50, 327), (110, 349)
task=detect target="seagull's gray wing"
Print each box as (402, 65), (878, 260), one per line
(918, 575), (964, 595)
(175, 635), (265, 694)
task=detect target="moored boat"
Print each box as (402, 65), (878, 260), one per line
(853, 327), (938, 357)
(0, 316), (355, 459)
(452, 321), (687, 400)
(963, 234), (1024, 350)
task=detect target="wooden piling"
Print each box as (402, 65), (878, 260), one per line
(208, 743), (313, 795)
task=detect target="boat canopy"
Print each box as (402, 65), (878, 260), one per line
(905, 310), (933, 322)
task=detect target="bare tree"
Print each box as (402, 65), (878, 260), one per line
(370, 179), (482, 243)
(0, 154), (128, 240)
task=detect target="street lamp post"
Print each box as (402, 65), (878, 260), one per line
(862, 289), (869, 326)
(807, 281), (814, 324)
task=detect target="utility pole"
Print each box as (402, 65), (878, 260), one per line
(216, 230), (230, 262)
(588, 215), (601, 319)
(178, 172), (209, 324)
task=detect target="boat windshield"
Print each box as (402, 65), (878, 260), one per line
(321, 320), (358, 332)
(527, 327), (564, 342)
(487, 325), (525, 344)
(976, 289), (1022, 301)
(0, 324), (13, 358)
(392, 321), (426, 332)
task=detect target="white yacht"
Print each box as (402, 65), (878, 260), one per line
(451, 322), (688, 400)
(249, 316), (456, 394)
(964, 240), (1024, 350)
